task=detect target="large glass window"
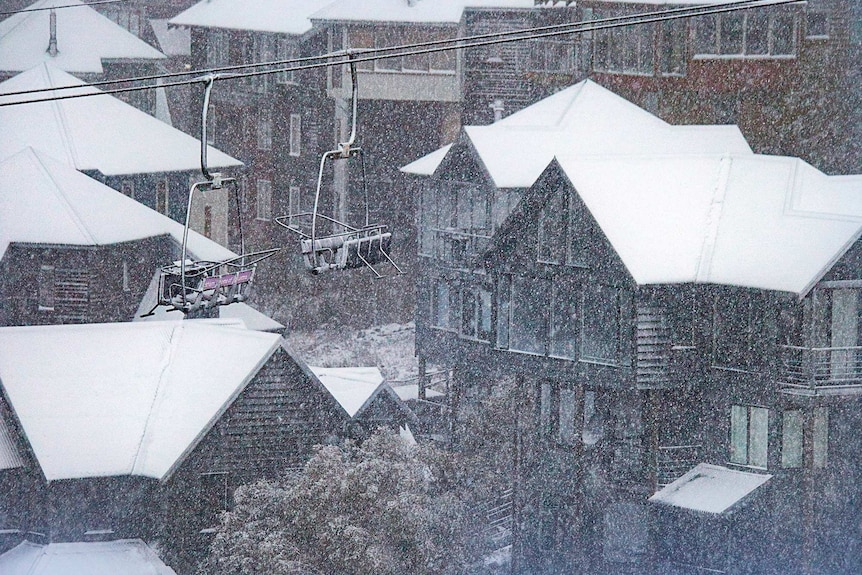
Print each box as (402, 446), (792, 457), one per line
(347, 26), (455, 72)
(256, 179), (272, 221)
(289, 114), (301, 157)
(730, 405), (769, 468)
(781, 410), (803, 468)
(207, 29), (230, 68)
(582, 284), (620, 364)
(496, 275), (511, 349)
(813, 407), (828, 469)
(538, 381), (580, 448)
(538, 187), (566, 265)
(277, 38), (297, 84)
(659, 19), (687, 76)
(38, 265), (55, 311)
(510, 276), (550, 355)
(431, 279), (458, 331)
(594, 10), (654, 75)
(550, 278), (578, 359)
(694, 12), (797, 58)
(461, 286), (492, 342)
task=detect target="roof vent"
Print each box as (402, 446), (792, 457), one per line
(47, 9), (59, 57)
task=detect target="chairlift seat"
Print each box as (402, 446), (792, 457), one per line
(301, 227), (391, 274)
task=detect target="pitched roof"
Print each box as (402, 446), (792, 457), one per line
(312, 0), (542, 24)
(309, 366), (387, 418)
(0, 64), (242, 175)
(0, 539), (177, 575)
(0, 321), (281, 482)
(0, 147), (236, 263)
(553, 152), (862, 295)
(170, 0), (333, 34)
(0, 0), (165, 74)
(401, 80), (752, 187)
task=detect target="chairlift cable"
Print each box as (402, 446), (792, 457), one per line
(0, 0), (126, 17)
(0, 0), (789, 99)
(0, 0), (803, 108)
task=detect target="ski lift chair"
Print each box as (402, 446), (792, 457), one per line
(274, 53), (403, 279)
(142, 76), (279, 316)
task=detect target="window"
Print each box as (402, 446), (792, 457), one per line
(256, 179), (272, 221)
(594, 11), (654, 75)
(120, 180), (135, 199)
(496, 275), (511, 349)
(659, 19), (687, 76)
(200, 472), (231, 526)
(538, 381), (582, 448)
(813, 406), (828, 469)
(781, 410), (803, 468)
(693, 12), (797, 58)
(252, 34), (276, 93)
(550, 278), (578, 359)
(257, 109), (272, 151)
(156, 180), (168, 215)
(287, 186), (301, 228)
(510, 275), (550, 355)
(347, 26), (455, 72)
(207, 30), (230, 68)
(122, 261), (130, 292)
(431, 279), (457, 331)
(526, 39), (576, 73)
(460, 286), (492, 342)
(581, 284), (620, 364)
(289, 114), (301, 157)
(203, 206), (213, 238)
(806, 10), (829, 39)
(730, 405), (769, 468)
(38, 265), (55, 311)
(277, 38), (298, 84)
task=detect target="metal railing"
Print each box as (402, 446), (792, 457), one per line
(778, 345), (862, 392)
(656, 444), (701, 488)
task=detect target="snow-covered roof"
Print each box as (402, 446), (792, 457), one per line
(390, 384), (445, 401)
(0, 321), (281, 481)
(149, 19), (191, 57)
(0, 412), (25, 471)
(134, 295), (284, 333)
(0, 0), (165, 74)
(0, 539), (176, 575)
(554, 153), (862, 295)
(648, 463), (772, 515)
(312, 0), (541, 25)
(401, 80), (751, 187)
(0, 64), (242, 176)
(0, 147), (236, 263)
(309, 366), (386, 418)
(219, 303), (285, 332)
(170, 0), (331, 34)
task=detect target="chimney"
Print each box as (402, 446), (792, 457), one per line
(47, 9), (58, 57)
(489, 99), (505, 123)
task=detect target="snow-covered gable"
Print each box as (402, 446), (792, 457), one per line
(0, 0), (165, 75)
(0, 539), (177, 575)
(649, 463), (772, 515)
(0, 321), (281, 482)
(401, 80), (752, 188)
(0, 147), (235, 263)
(171, 0), (332, 34)
(312, 0), (542, 25)
(553, 152), (862, 295)
(0, 64), (242, 175)
(310, 366), (386, 418)
(149, 20), (191, 57)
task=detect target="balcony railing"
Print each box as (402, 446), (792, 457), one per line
(778, 345), (862, 394)
(656, 444), (701, 488)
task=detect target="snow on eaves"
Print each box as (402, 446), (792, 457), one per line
(0, 321), (281, 482)
(0, 147), (236, 269)
(170, 0), (332, 34)
(0, 64), (242, 176)
(400, 80), (752, 187)
(0, 539), (177, 575)
(311, 0), (541, 25)
(554, 152), (862, 296)
(0, 0), (165, 74)
(309, 366), (385, 418)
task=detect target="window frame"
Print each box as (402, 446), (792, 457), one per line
(38, 265), (55, 311)
(729, 405), (769, 469)
(289, 114), (302, 157)
(581, 283), (621, 366)
(255, 179), (272, 221)
(693, 12), (798, 59)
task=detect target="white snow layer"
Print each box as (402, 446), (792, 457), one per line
(0, 64), (243, 175)
(0, 0), (165, 74)
(309, 366), (385, 418)
(556, 153), (862, 295)
(649, 463), (772, 515)
(0, 147), (236, 263)
(312, 0), (542, 24)
(0, 539), (177, 575)
(171, 0), (329, 34)
(401, 80), (752, 187)
(0, 322), (281, 481)
(149, 20), (191, 57)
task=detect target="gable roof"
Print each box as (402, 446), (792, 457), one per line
(0, 64), (242, 176)
(0, 0), (165, 75)
(312, 0), (542, 25)
(401, 80), (752, 187)
(0, 147), (236, 263)
(171, 0), (333, 34)
(552, 152), (862, 295)
(0, 321), (281, 482)
(0, 539), (177, 575)
(309, 366), (387, 418)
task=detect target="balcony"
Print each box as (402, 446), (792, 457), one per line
(778, 345), (862, 396)
(655, 444), (701, 489)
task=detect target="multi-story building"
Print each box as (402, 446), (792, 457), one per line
(404, 81), (862, 574)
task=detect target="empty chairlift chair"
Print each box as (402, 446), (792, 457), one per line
(143, 75), (279, 316)
(275, 53), (403, 278)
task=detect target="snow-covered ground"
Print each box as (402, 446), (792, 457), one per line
(283, 321), (418, 382)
